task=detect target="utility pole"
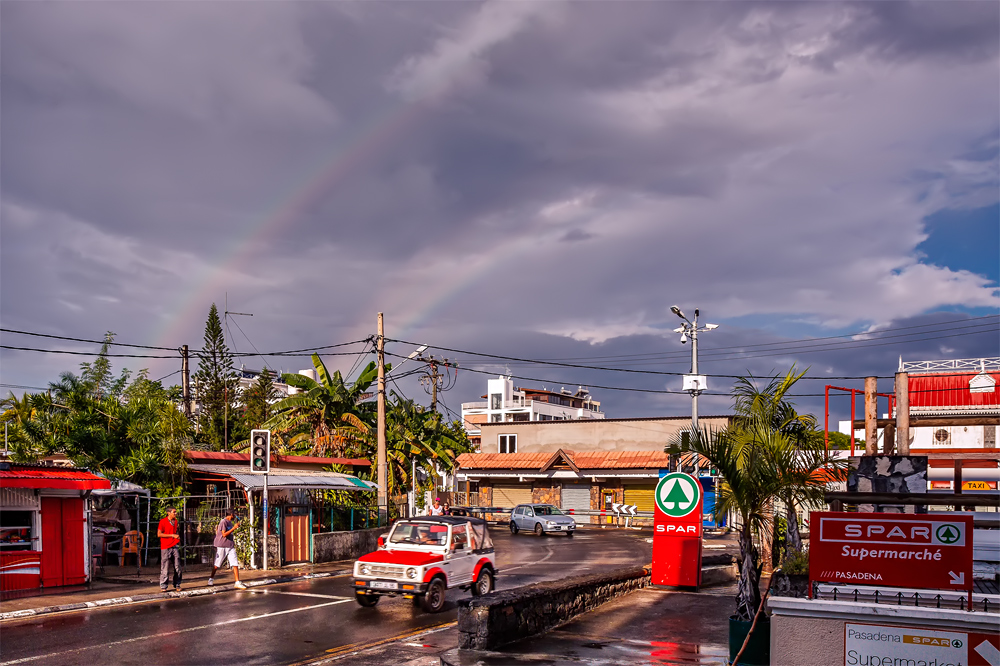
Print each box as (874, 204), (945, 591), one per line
(376, 313), (388, 525)
(417, 354), (457, 414)
(181, 345), (192, 418)
(671, 306), (719, 477)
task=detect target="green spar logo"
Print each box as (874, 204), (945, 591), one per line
(935, 524), (961, 545)
(655, 473), (702, 518)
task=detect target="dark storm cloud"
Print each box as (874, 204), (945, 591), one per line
(1, 1), (997, 412)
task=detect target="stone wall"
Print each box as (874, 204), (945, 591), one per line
(457, 565), (651, 651)
(848, 456), (927, 513)
(532, 482), (560, 505)
(313, 527), (386, 563)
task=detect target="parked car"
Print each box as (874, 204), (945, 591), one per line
(509, 504), (576, 537)
(352, 516), (496, 612)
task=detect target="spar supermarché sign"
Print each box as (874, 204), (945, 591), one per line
(811, 512), (973, 592)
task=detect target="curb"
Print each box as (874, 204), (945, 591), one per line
(0, 571), (342, 622)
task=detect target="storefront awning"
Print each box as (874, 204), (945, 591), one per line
(0, 464), (112, 490)
(187, 464), (377, 491)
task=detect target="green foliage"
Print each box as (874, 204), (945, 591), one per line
(782, 547), (810, 575)
(666, 366), (846, 622)
(804, 429), (863, 451)
(79, 332), (132, 399)
(242, 369), (278, 432)
(193, 304), (239, 450)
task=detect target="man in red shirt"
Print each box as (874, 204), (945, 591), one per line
(157, 507), (181, 591)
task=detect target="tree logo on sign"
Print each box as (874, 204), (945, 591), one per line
(655, 473), (702, 518)
(935, 524), (961, 544)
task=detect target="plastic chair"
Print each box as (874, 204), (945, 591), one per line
(120, 531), (144, 568)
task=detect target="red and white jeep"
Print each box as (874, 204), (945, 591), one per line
(352, 516), (496, 613)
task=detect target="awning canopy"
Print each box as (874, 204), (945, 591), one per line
(0, 464), (112, 491)
(187, 464), (377, 491)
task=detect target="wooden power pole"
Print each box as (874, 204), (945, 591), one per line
(864, 376), (878, 455)
(377, 313), (387, 524)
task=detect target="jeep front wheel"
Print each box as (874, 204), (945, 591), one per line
(355, 592), (379, 608)
(421, 577), (447, 613)
(471, 568), (494, 597)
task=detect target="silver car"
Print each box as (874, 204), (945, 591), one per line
(509, 504), (576, 537)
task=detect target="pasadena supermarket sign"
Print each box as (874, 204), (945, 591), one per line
(811, 512), (973, 592)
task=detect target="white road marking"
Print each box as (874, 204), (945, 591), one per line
(0, 599), (353, 666)
(263, 591), (349, 600)
(501, 545), (555, 574)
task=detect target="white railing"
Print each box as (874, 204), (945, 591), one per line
(901, 357), (1000, 373)
(462, 402), (488, 409)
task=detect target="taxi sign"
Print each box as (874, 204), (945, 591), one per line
(962, 480), (996, 491)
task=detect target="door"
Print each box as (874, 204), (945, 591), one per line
(40, 497), (86, 587)
(561, 483), (591, 512)
(447, 524), (475, 584)
(492, 484), (532, 509)
(623, 485), (656, 513)
(282, 506), (310, 564)
(40, 498), (63, 588)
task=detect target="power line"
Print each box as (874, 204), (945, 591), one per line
(522, 314), (1000, 363)
(0, 328), (178, 351)
(0, 345), (181, 358)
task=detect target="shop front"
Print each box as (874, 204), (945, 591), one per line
(0, 463), (111, 592)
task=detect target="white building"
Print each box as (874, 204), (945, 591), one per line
(461, 376), (604, 450)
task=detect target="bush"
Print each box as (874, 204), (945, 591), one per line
(782, 547), (809, 575)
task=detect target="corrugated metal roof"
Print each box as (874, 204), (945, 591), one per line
(909, 372), (1000, 411)
(187, 464), (376, 490)
(0, 465), (111, 490)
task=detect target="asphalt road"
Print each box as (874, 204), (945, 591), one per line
(0, 528), (652, 666)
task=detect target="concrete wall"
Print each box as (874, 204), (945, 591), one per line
(479, 416), (730, 453)
(312, 527), (385, 563)
(457, 565), (651, 650)
(769, 597), (999, 666)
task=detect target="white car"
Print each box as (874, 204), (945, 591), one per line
(352, 516), (497, 613)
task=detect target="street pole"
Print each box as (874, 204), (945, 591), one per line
(181, 344), (191, 418)
(671, 306), (718, 478)
(377, 313), (388, 526)
(263, 474), (269, 571)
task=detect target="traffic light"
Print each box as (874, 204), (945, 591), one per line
(250, 429), (270, 473)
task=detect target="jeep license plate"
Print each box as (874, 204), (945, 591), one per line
(370, 581), (398, 590)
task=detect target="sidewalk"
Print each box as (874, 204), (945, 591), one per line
(0, 559), (356, 621)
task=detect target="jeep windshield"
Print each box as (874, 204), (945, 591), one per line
(533, 506), (565, 516)
(389, 521), (449, 546)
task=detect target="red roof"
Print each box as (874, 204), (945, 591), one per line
(457, 450), (675, 470)
(184, 450), (370, 467)
(0, 465), (111, 490)
(909, 371), (1000, 411)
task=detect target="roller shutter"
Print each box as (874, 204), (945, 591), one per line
(492, 484), (532, 508)
(623, 484), (656, 513)
(561, 483), (591, 512)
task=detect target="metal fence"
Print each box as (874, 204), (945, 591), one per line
(813, 583), (999, 613)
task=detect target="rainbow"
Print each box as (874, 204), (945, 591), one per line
(152, 95), (435, 349)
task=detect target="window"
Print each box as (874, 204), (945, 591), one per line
(499, 434), (517, 454)
(680, 430), (691, 448)
(491, 414), (502, 422)
(490, 393), (502, 409)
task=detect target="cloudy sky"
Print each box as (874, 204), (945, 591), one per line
(2, 1), (998, 424)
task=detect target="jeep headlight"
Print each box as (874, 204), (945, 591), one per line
(360, 564), (371, 576)
(406, 567), (418, 579)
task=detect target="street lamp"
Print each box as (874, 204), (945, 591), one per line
(671, 306), (719, 476)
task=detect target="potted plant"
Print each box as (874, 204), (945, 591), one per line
(772, 547), (810, 598)
(669, 367), (844, 666)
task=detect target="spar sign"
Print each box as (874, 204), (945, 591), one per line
(652, 472), (703, 588)
(811, 512), (973, 593)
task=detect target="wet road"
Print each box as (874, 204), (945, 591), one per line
(0, 528), (651, 666)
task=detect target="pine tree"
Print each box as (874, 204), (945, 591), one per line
(243, 369), (277, 432)
(193, 305), (238, 450)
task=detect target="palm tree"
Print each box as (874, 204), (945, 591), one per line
(265, 355), (379, 457)
(668, 367), (842, 622)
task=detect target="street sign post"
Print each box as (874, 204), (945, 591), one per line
(810, 512), (974, 606)
(652, 472), (703, 588)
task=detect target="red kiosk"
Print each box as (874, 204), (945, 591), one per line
(652, 472), (704, 588)
(1, 463), (110, 592)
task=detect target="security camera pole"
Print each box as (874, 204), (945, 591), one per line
(671, 306), (719, 477)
